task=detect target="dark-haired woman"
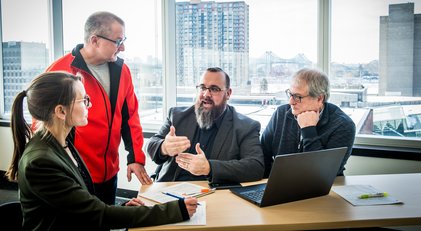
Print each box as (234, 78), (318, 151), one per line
(6, 71), (197, 230)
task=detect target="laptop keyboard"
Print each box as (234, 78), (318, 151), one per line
(242, 189), (265, 201)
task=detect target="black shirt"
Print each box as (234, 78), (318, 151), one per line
(176, 109), (227, 181)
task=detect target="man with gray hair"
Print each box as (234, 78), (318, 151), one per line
(147, 67), (264, 183)
(261, 68), (355, 177)
(46, 11), (152, 205)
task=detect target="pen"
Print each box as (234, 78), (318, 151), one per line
(184, 188), (215, 196)
(358, 192), (388, 199)
(162, 192), (201, 205)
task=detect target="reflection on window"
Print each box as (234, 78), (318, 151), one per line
(175, 0), (317, 131)
(1, 0), (50, 116)
(332, 0), (421, 139)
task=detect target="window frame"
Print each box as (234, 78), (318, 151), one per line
(0, 2), (4, 117)
(1, 0), (420, 151)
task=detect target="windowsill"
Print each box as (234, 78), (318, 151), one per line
(0, 120), (10, 127)
(2, 119), (421, 161)
(352, 145), (421, 161)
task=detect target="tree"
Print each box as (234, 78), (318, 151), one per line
(260, 78), (268, 93)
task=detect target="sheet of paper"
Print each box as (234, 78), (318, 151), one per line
(164, 182), (209, 197)
(139, 182), (213, 203)
(332, 185), (403, 206)
(173, 201), (206, 226)
(139, 190), (177, 203)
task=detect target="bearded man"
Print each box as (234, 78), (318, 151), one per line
(147, 67), (264, 183)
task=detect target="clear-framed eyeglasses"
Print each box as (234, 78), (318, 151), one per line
(76, 95), (91, 107)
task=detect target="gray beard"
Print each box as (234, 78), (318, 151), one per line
(195, 102), (226, 129)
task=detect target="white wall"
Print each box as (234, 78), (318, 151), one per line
(344, 155), (421, 175)
(0, 126), (13, 171)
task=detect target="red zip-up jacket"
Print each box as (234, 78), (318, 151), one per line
(46, 44), (146, 183)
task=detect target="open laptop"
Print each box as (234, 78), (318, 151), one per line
(230, 147), (347, 207)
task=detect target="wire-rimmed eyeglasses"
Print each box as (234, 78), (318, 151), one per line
(196, 84), (226, 94)
(285, 89), (309, 103)
(96, 35), (126, 47)
(76, 95), (91, 107)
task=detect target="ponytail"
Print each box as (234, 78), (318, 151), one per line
(6, 90), (32, 181)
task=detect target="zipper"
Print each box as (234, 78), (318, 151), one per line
(76, 67), (112, 182)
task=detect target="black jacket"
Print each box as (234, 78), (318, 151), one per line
(18, 132), (189, 230)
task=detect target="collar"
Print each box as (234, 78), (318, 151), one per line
(70, 44), (124, 73)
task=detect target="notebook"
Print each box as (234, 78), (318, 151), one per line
(230, 147), (347, 207)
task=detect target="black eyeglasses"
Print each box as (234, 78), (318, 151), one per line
(285, 89), (309, 103)
(76, 95), (91, 107)
(196, 84), (225, 94)
(96, 35), (126, 47)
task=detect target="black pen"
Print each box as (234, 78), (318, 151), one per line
(162, 192), (201, 205)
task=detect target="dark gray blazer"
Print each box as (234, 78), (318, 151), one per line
(147, 105), (264, 183)
(18, 132), (188, 231)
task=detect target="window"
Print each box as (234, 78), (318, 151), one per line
(62, 0), (163, 130)
(1, 0), (51, 116)
(331, 0), (421, 145)
(174, 0), (317, 131)
(1, 0), (421, 150)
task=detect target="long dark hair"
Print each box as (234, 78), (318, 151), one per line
(6, 71), (82, 181)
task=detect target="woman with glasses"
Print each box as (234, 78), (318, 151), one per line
(6, 71), (197, 230)
(260, 68), (356, 178)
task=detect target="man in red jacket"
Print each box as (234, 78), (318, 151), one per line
(46, 11), (152, 204)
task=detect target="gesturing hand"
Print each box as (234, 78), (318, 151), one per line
(176, 143), (211, 176)
(161, 126), (191, 156)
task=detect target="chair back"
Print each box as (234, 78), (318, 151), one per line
(0, 201), (22, 230)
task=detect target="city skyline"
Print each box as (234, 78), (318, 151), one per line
(3, 0), (421, 64)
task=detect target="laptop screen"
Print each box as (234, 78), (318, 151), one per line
(231, 147), (347, 207)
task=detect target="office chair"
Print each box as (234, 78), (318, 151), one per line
(150, 164), (162, 182)
(0, 201), (22, 230)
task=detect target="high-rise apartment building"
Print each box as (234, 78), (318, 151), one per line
(2, 41), (48, 112)
(379, 3), (421, 96)
(175, 1), (249, 87)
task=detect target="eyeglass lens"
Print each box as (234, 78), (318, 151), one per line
(197, 85), (222, 93)
(285, 89), (302, 102)
(84, 95), (90, 106)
